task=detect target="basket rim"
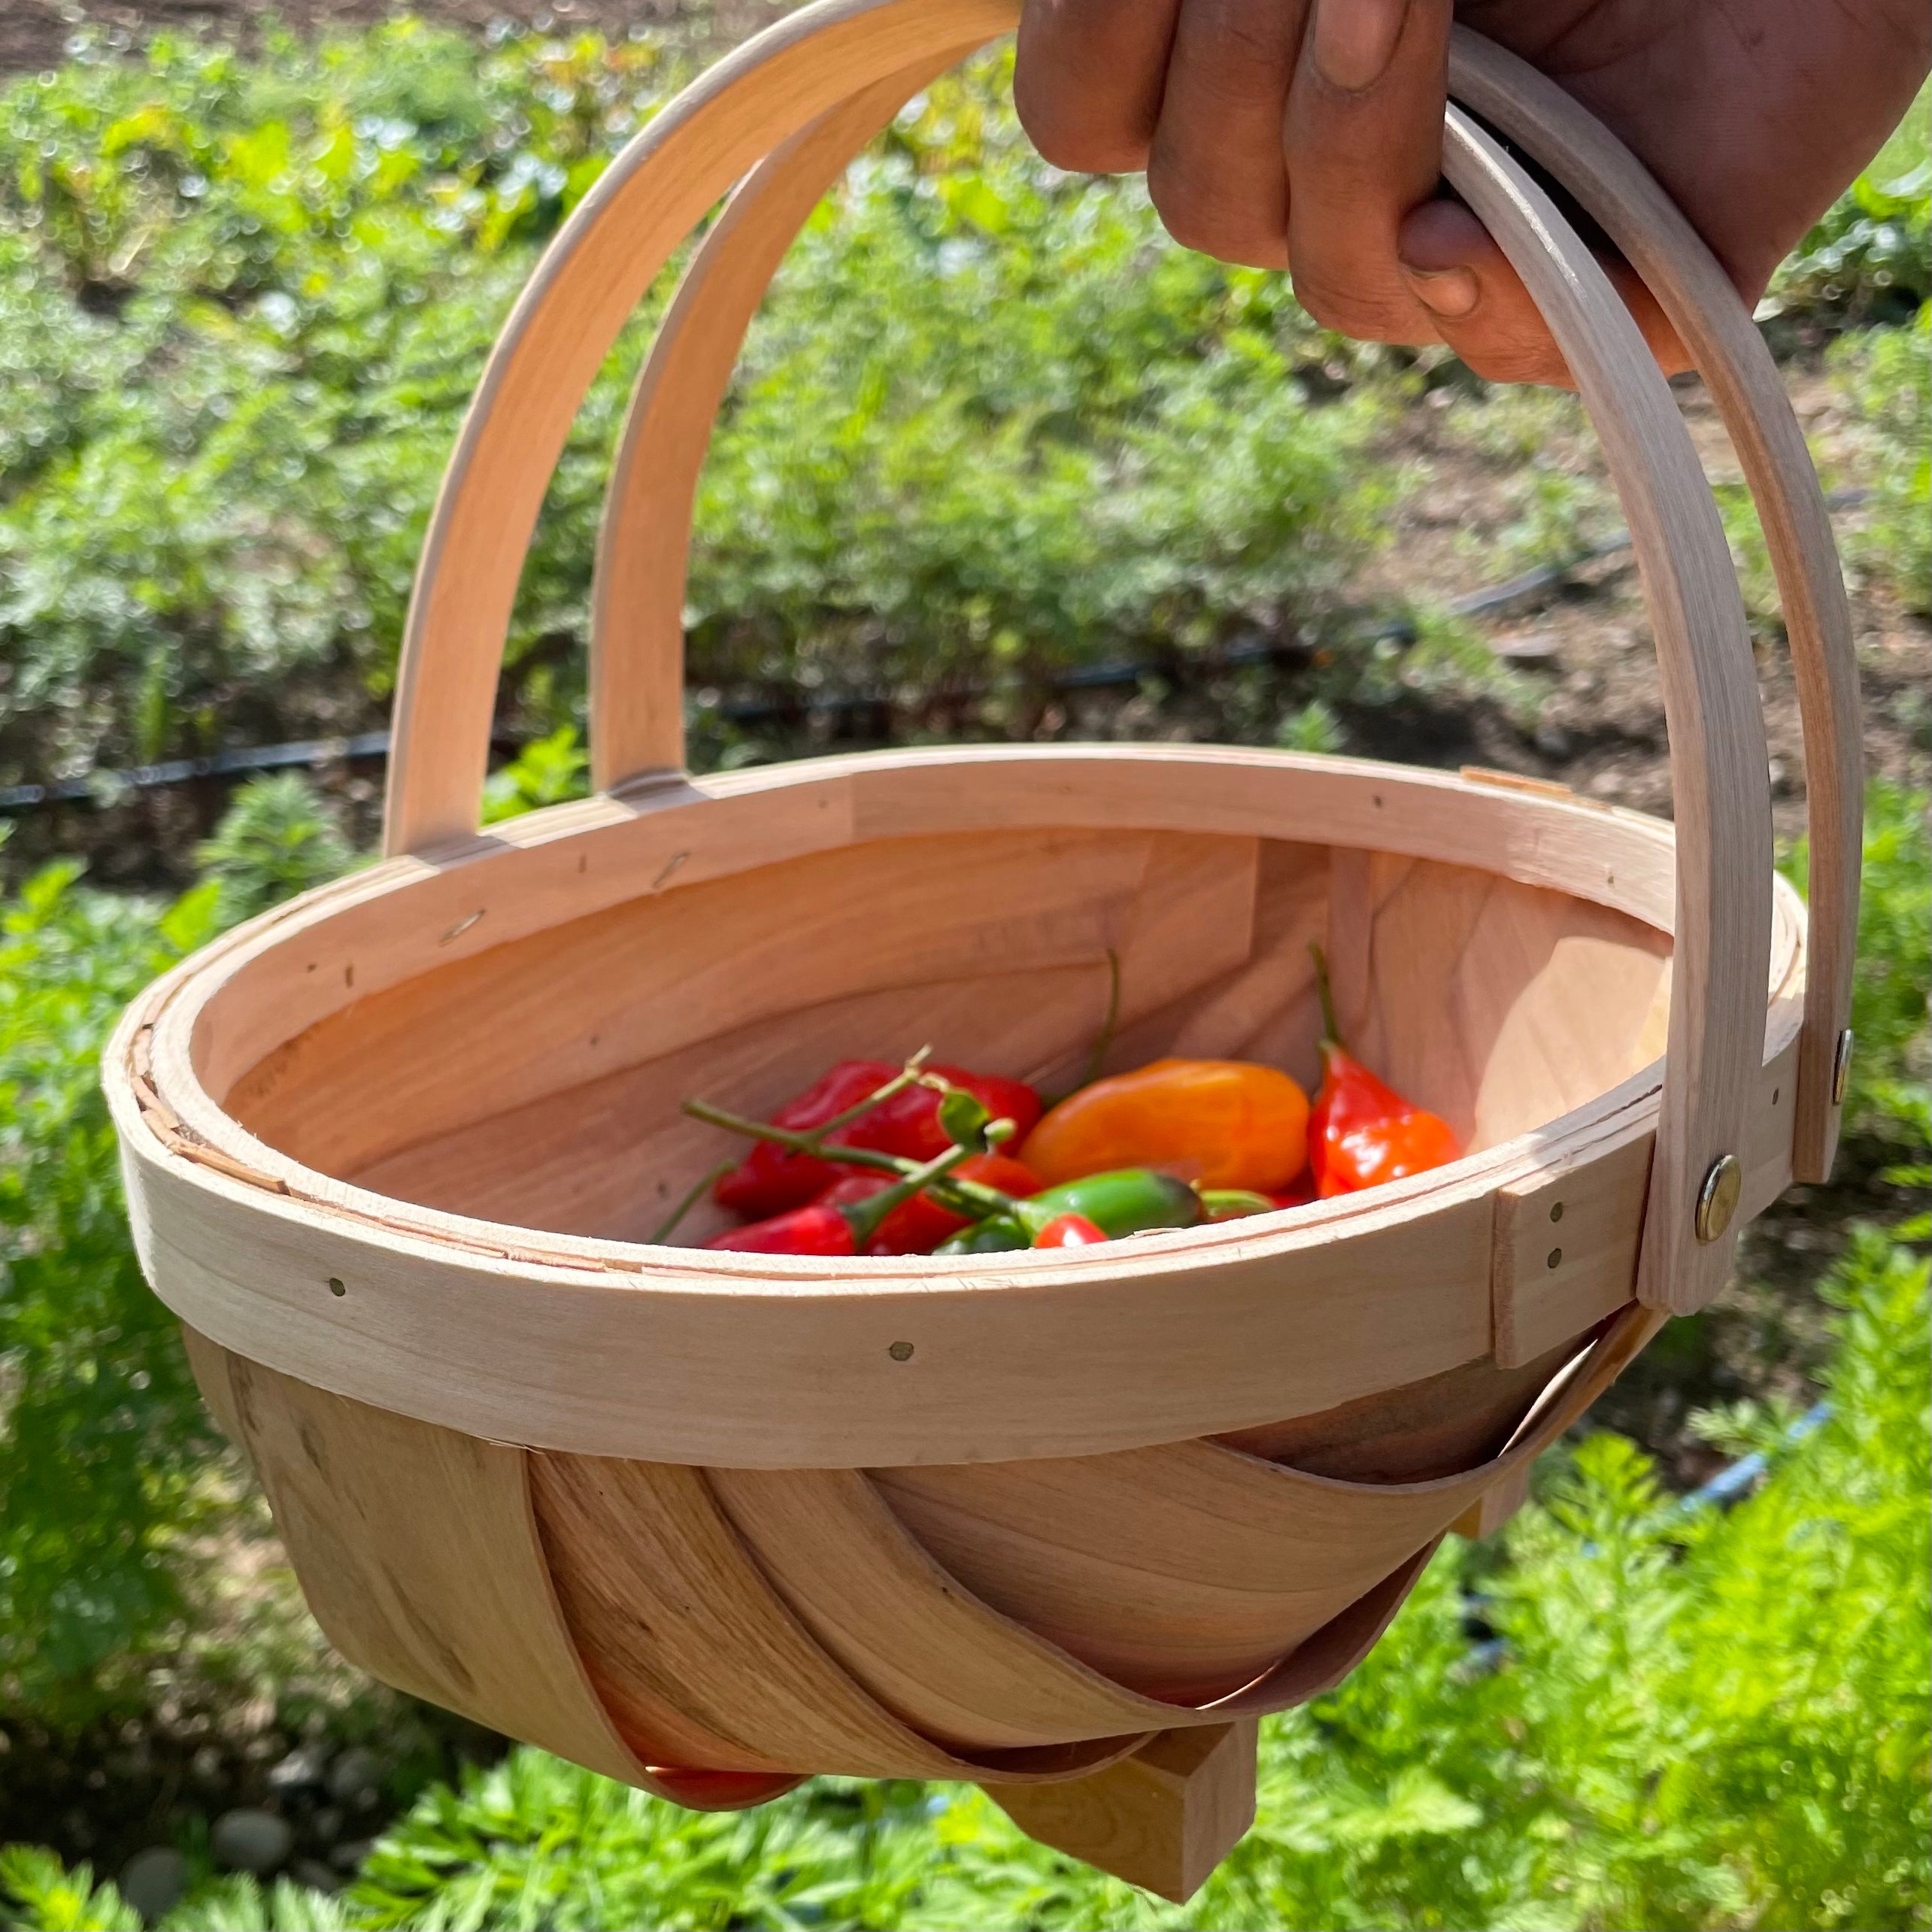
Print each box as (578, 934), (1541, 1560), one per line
(105, 747), (1809, 1465)
(112, 745), (1806, 1294)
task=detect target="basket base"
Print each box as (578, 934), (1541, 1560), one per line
(985, 1721), (1259, 1904)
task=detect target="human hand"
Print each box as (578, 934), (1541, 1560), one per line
(1013, 0), (1931, 382)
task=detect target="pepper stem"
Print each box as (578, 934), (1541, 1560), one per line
(811, 1049), (936, 1140)
(678, 1096), (1021, 1221)
(1079, 949), (1122, 1090)
(841, 1140), (979, 1248)
(650, 1159), (734, 1244)
(1309, 941), (1346, 1051)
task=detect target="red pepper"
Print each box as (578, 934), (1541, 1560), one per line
(711, 1060), (899, 1218)
(713, 1060), (1042, 1218)
(840, 1064), (1042, 1163)
(816, 1152), (1041, 1255)
(704, 1203), (857, 1255)
(1033, 1211), (1109, 1248)
(1306, 945), (1459, 1198)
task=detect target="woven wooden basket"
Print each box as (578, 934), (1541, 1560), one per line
(106, 0), (1861, 1900)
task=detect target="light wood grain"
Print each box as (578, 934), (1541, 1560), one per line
(179, 1328), (799, 1807)
(1441, 106), (1772, 1317)
(1447, 26), (1860, 1186)
(592, 60), (959, 789)
(529, 1448), (1148, 1781)
(386, 0), (1021, 851)
(984, 1721), (1257, 1904)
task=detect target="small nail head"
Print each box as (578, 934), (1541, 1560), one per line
(887, 1340), (914, 1363)
(1545, 1246), (1562, 1270)
(1694, 1154), (1742, 1244)
(1831, 1028), (1854, 1106)
(1548, 1201), (1563, 1224)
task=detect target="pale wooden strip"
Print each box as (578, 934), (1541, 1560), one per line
(985, 1721), (1257, 1906)
(177, 1330), (694, 1794)
(384, 0), (1021, 851)
(1448, 25), (1860, 1184)
(1441, 108), (1773, 1318)
(708, 1466), (1198, 1749)
(528, 1449), (1146, 1781)
(228, 828), (1204, 1175)
(591, 59), (962, 788)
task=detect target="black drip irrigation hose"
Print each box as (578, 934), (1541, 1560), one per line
(0, 489), (1870, 817)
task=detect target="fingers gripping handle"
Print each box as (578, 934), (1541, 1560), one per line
(386, 0), (1797, 1311)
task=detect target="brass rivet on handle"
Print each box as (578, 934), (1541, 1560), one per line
(1694, 1154), (1742, 1244)
(1831, 1027), (1855, 1106)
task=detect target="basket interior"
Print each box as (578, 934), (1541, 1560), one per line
(210, 820), (1672, 1245)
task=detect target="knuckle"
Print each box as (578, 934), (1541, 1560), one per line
(1148, 167), (1287, 267)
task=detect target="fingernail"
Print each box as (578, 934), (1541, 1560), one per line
(1312, 0), (1410, 92)
(1403, 262), (1481, 318)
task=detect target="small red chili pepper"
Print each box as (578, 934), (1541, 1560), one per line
(840, 1065), (1042, 1164)
(1032, 1211), (1109, 1248)
(1307, 945), (1460, 1198)
(711, 1060), (897, 1218)
(704, 1203), (857, 1255)
(713, 1060), (1041, 1218)
(816, 1152), (1042, 1255)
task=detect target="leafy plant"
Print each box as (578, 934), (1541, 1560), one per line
(194, 772), (355, 921)
(1828, 303), (1932, 614)
(1, 29), (1395, 796)
(1782, 779), (1930, 1151)
(0, 775), (352, 1719)
(1770, 87), (1931, 324)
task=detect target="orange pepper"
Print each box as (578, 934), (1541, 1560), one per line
(1024, 1058), (1309, 1193)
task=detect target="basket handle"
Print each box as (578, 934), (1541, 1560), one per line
(381, 0), (1827, 1312)
(1442, 32), (1861, 1184)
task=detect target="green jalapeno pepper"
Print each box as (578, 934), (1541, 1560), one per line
(935, 1215), (1033, 1254)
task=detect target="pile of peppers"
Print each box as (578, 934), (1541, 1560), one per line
(679, 946), (1462, 1257)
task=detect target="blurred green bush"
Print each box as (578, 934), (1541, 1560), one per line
(0, 25), (1391, 792)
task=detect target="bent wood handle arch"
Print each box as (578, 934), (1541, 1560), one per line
(383, 0), (1777, 1309)
(1445, 30), (1860, 1184)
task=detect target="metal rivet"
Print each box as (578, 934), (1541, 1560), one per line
(327, 1277), (347, 1297)
(1548, 1201), (1563, 1224)
(887, 1340), (914, 1363)
(1545, 1247), (1562, 1270)
(1831, 1028), (1855, 1106)
(1694, 1154), (1742, 1244)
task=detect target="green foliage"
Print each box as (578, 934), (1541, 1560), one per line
(0, 1849), (141, 1932)
(1782, 778), (1930, 1148)
(0, 857), (221, 1712)
(1828, 304), (1932, 614)
(194, 772), (355, 920)
(0, 775), (347, 1717)
(0, 29), (1389, 792)
(1771, 88), (1930, 323)
(480, 725), (588, 823)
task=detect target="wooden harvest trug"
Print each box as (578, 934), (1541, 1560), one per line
(104, 1), (1860, 1902)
